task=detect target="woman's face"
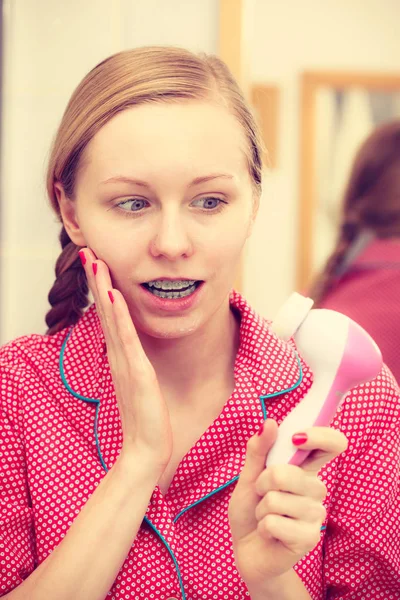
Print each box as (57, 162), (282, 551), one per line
(58, 101), (257, 339)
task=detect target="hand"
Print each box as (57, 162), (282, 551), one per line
(228, 419), (348, 590)
(79, 247), (173, 472)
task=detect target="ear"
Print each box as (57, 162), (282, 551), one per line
(54, 182), (87, 247)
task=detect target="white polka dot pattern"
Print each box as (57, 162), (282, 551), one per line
(0, 291), (399, 599)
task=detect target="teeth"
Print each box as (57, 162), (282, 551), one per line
(151, 284), (197, 299)
(147, 279), (196, 291)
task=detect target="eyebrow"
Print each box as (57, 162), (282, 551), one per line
(99, 174), (235, 187)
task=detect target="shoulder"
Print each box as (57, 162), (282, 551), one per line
(0, 329), (71, 424)
(0, 328), (69, 374)
(0, 306), (102, 420)
(332, 364), (399, 453)
(0, 306), (100, 372)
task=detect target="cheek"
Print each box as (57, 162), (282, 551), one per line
(80, 211), (138, 252)
(81, 224), (144, 277)
(218, 239), (247, 273)
(200, 223), (249, 276)
(201, 211), (252, 251)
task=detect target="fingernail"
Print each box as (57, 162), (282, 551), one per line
(92, 263), (98, 276)
(292, 433), (308, 446)
(257, 422), (264, 436)
(108, 290), (114, 304)
(78, 250), (86, 266)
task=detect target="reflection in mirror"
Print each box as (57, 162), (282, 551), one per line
(298, 72), (400, 290)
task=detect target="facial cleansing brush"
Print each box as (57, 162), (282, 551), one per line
(266, 293), (383, 467)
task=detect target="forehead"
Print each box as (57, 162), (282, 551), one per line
(83, 101), (250, 181)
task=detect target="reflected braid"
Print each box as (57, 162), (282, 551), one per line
(45, 226), (89, 335)
(309, 219), (360, 306)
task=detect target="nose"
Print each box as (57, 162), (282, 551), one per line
(150, 210), (194, 260)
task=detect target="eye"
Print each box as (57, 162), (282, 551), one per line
(191, 196), (226, 211)
(117, 198), (149, 212)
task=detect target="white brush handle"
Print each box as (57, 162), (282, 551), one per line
(266, 374), (339, 466)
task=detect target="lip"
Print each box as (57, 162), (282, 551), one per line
(139, 281), (205, 312)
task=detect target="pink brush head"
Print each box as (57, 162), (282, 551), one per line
(294, 308), (383, 392)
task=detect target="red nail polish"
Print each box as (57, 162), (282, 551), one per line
(92, 263), (98, 276)
(78, 250), (86, 266)
(292, 433), (308, 446)
(257, 422), (264, 436)
(108, 290), (114, 304)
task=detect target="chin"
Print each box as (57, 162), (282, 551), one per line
(138, 315), (203, 340)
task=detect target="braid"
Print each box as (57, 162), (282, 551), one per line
(309, 217), (361, 307)
(45, 226), (89, 335)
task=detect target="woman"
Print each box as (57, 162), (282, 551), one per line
(0, 47), (399, 600)
(309, 121), (400, 384)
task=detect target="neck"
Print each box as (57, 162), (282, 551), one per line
(137, 299), (241, 412)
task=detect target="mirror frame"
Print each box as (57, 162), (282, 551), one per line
(297, 70), (400, 291)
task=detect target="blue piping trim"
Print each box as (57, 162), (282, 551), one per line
(144, 517), (186, 600)
(59, 330), (109, 472)
(174, 476), (240, 523)
(173, 350), (305, 524)
(172, 349), (322, 532)
(60, 329), (187, 596)
(60, 334), (320, 597)
(259, 351), (303, 403)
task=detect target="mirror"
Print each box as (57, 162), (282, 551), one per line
(297, 71), (400, 291)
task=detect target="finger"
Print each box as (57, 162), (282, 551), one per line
(78, 247), (99, 305)
(255, 464), (327, 500)
(79, 249), (122, 353)
(108, 288), (156, 380)
(255, 489), (326, 524)
(291, 427), (348, 473)
(92, 259), (117, 328)
(228, 420), (279, 541)
(257, 513), (321, 555)
(79, 251), (154, 380)
(238, 420), (279, 486)
(78, 248), (110, 341)
(93, 260), (128, 371)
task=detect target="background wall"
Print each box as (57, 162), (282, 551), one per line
(1, 0), (400, 343)
(244, 0), (400, 318)
(0, 0), (218, 343)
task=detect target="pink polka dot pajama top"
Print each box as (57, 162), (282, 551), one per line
(1, 292), (399, 599)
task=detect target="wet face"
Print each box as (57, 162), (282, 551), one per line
(57, 101), (257, 339)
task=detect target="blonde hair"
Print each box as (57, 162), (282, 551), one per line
(45, 46), (264, 334)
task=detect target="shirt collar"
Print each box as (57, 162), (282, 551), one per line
(60, 291), (310, 511)
(60, 290), (303, 406)
(352, 237), (400, 266)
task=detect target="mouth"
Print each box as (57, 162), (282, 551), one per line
(140, 279), (203, 300)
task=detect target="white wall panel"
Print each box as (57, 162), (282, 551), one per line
(0, 0), (219, 343)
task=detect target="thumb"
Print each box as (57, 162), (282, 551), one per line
(239, 419), (279, 486)
(229, 419), (278, 541)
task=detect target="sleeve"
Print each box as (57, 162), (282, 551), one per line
(0, 346), (37, 597)
(321, 365), (400, 599)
